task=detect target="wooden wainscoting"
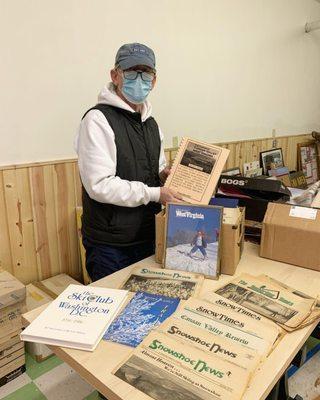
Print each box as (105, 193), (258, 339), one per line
(0, 133), (312, 284)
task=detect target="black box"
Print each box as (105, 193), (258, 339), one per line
(216, 175), (290, 222)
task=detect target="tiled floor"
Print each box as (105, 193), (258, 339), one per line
(0, 353), (101, 400)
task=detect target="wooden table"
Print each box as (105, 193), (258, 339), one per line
(23, 243), (320, 400)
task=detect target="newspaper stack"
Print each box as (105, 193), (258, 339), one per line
(214, 273), (319, 331)
(113, 293), (282, 399)
(113, 330), (250, 400)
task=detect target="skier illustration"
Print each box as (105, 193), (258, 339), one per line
(188, 230), (208, 260)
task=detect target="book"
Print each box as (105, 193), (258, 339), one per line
(119, 266), (204, 300)
(215, 273), (315, 330)
(103, 291), (180, 347)
(165, 137), (230, 205)
(113, 330), (250, 400)
(164, 203), (223, 279)
(21, 284), (128, 351)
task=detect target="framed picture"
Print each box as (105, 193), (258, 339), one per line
(297, 142), (319, 185)
(243, 161), (263, 178)
(164, 203), (223, 279)
(222, 167), (241, 176)
(260, 148), (284, 175)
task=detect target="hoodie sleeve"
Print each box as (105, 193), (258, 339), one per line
(76, 110), (160, 207)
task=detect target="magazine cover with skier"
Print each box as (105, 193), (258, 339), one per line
(164, 203), (223, 279)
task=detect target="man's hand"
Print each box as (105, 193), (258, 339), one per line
(159, 167), (171, 185)
(159, 187), (183, 205)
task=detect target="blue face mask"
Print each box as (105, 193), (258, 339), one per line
(121, 76), (152, 104)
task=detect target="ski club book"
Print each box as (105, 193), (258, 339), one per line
(103, 291), (180, 347)
(164, 203), (223, 279)
(21, 284), (128, 351)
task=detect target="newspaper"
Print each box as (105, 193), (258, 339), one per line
(215, 274), (315, 330)
(157, 318), (261, 372)
(257, 275), (320, 330)
(113, 330), (250, 400)
(171, 297), (278, 356)
(119, 266), (204, 300)
(165, 137), (230, 204)
(200, 291), (283, 340)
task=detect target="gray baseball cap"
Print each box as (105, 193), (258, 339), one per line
(115, 43), (156, 70)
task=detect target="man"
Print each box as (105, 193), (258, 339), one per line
(75, 43), (181, 282)
(188, 230), (208, 260)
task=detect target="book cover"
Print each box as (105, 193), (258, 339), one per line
(164, 203), (223, 279)
(103, 291), (180, 347)
(21, 284), (128, 351)
(120, 266), (204, 300)
(164, 137), (230, 205)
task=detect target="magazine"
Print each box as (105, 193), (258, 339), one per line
(171, 297), (279, 356)
(215, 273), (315, 330)
(164, 203), (223, 279)
(165, 137), (230, 204)
(103, 292), (179, 347)
(157, 318), (261, 372)
(21, 284), (128, 351)
(119, 266), (204, 300)
(113, 330), (250, 400)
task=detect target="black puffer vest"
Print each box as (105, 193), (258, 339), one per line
(81, 104), (161, 245)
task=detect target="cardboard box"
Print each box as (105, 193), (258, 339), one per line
(260, 203), (320, 271)
(0, 354), (25, 381)
(220, 207), (245, 275)
(0, 331), (21, 353)
(0, 343), (24, 367)
(0, 302), (25, 340)
(155, 207), (245, 275)
(155, 209), (166, 263)
(0, 270), (26, 310)
(25, 274), (80, 362)
(0, 364), (26, 387)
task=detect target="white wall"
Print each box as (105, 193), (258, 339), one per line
(1, 0), (320, 166)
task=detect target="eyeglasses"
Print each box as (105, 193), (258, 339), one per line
(122, 69), (155, 82)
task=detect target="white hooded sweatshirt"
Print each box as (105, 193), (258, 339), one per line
(74, 84), (166, 207)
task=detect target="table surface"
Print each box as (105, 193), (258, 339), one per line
(22, 243), (320, 400)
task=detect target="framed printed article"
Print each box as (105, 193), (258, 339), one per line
(297, 142), (319, 185)
(164, 203), (223, 279)
(260, 148), (284, 175)
(164, 137), (230, 204)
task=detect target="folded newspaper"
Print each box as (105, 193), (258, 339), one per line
(257, 275), (320, 331)
(214, 273), (316, 330)
(170, 297), (280, 357)
(119, 266), (204, 300)
(157, 318), (261, 372)
(113, 330), (250, 400)
(200, 291), (283, 341)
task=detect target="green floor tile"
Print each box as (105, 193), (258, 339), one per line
(306, 336), (320, 352)
(26, 352), (63, 380)
(1, 382), (47, 400)
(83, 391), (101, 400)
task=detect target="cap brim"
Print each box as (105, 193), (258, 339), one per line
(118, 55), (155, 70)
